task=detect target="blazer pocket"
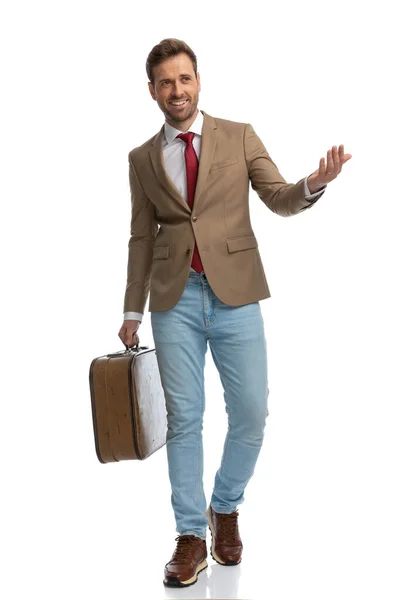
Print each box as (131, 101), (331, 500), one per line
(210, 156), (238, 170)
(153, 245), (170, 259)
(226, 234), (258, 253)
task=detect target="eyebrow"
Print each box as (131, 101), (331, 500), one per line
(159, 74), (193, 83)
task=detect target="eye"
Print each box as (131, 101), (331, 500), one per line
(161, 77), (190, 86)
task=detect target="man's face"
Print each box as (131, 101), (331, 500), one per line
(148, 52), (201, 130)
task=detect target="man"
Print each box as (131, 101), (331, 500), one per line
(118, 38), (352, 588)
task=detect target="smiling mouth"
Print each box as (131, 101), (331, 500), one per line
(169, 99), (189, 108)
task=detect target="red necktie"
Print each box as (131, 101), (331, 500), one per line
(176, 132), (204, 273)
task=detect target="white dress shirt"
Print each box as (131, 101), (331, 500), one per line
(124, 109), (326, 322)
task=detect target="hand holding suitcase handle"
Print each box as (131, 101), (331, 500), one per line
(118, 319), (140, 349)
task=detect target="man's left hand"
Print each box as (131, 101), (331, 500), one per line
(308, 144), (352, 193)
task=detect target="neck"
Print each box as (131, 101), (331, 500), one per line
(166, 108), (199, 132)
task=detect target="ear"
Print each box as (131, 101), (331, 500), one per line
(148, 82), (156, 101)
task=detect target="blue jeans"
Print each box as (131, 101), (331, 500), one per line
(150, 270), (269, 540)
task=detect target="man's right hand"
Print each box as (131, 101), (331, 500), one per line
(118, 319), (141, 347)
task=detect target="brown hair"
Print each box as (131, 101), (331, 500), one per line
(146, 38), (198, 87)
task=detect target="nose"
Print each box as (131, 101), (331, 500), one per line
(173, 82), (185, 97)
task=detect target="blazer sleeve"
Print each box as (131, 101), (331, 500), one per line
(244, 123), (325, 217)
(123, 153), (158, 314)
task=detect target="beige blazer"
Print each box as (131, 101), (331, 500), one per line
(123, 110), (324, 314)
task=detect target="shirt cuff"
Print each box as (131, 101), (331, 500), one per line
(124, 312), (143, 321)
(304, 176), (327, 198)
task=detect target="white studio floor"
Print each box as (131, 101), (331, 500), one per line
(4, 331), (399, 600)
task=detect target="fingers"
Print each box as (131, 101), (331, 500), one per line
(326, 145), (343, 175)
(118, 325), (139, 347)
(318, 144), (351, 183)
(323, 144), (351, 175)
(332, 145), (341, 174)
(326, 147), (334, 174)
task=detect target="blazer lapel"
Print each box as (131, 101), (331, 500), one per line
(148, 109), (217, 214)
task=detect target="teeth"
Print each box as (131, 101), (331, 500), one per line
(171, 100), (187, 105)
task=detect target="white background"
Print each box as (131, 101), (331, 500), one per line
(1, 1), (399, 599)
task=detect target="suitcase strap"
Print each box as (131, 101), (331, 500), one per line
(106, 344), (150, 358)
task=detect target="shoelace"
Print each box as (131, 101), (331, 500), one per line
(216, 511), (239, 542)
(172, 535), (199, 561)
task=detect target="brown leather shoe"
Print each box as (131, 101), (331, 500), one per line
(206, 504), (243, 565)
(163, 535), (208, 587)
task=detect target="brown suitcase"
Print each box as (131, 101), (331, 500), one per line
(89, 343), (167, 463)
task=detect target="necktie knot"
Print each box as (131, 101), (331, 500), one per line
(177, 132), (195, 145)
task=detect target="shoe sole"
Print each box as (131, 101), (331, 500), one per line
(163, 558), (208, 587)
(206, 506), (242, 566)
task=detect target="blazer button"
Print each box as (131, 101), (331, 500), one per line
(186, 249), (190, 255)
(192, 216), (197, 221)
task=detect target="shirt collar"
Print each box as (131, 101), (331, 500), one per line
(163, 108), (204, 146)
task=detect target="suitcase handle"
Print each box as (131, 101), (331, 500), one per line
(106, 344), (150, 358)
(123, 342), (150, 353)
(124, 342), (143, 353)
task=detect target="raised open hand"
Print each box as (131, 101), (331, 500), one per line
(308, 144), (352, 191)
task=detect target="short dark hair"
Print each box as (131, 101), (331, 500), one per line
(146, 38), (197, 87)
